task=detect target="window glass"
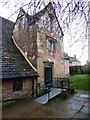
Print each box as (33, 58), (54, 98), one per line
(47, 40), (51, 51)
(47, 38), (55, 51)
(51, 42), (54, 51)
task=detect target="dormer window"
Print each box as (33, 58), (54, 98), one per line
(19, 17), (24, 29)
(47, 37), (55, 52)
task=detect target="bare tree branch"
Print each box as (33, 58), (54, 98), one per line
(0, 0), (89, 62)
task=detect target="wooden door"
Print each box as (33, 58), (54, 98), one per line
(44, 67), (52, 87)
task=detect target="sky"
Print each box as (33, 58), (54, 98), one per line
(0, 0), (88, 65)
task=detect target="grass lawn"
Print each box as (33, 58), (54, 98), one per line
(69, 74), (90, 91)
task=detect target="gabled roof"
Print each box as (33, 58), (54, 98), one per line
(17, 2), (64, 36)
(33, 2), (63, 36)
(1, 17), (38, 80)
(68, 56), (81, 63)
(64, 53), (81, 63)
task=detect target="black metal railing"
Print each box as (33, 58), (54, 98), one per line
(32, 77), (73, 98)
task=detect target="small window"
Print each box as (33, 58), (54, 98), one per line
(13, 80), (23, 92)
(49, 14), (53, 31)
(19, 17), (24, 28)
(47, 38), (55, 51)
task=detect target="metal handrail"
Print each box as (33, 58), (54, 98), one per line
(32, 77), (74, 97)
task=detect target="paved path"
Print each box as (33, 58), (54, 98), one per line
(67, 90), (90, 118)
(34, 88), (66, 104)
(2, 90), (90, 118)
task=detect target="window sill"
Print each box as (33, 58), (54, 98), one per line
(13, 90), (22, 93)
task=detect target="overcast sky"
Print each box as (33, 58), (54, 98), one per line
(0, 0), (88, 65)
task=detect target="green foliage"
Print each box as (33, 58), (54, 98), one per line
(69, 74), (90, 90)
(70, 66), (88, 75)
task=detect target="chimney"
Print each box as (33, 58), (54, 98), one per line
(74, 55), (76, 59)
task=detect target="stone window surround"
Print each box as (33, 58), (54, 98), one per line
(47, 36), (56, 52)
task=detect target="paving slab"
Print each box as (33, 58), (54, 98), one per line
(2, 89), (90, 118)
(74, 111), (90, 118)
(81, 106), (90, 114)
(61, 108), (78, 118)
(75, 96), (89, 102)
(84, 101), (90, 107)
(68, 102), (82, 111)
(71, 100), (86, 106)
(76, 97), (88, 101)
(80, 94), (90, 99)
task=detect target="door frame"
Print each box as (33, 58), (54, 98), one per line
(44, 64), (53, 87)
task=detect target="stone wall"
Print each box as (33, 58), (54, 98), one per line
(2, 79), (33, 101)
(0, 17), (2, 119)
(0, 17), (2, 102)
(64, 59), (69, 76)
(13, 13), (37, 68)
(36, 10), (64, 82)
(13, 6), (65, 83)
(88, 2), (90, 67)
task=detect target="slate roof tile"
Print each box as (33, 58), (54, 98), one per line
(64, 53), (80, 63)
(68, 56), (80, 63)
(1, 17), (38, 80)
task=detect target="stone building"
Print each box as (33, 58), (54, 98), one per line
(64, 53), (81, 76)
(64, 53), (69, 76)
(13, 2), (64, 87)
(69, 55), (81, 66)
(1, 16), (38, 101)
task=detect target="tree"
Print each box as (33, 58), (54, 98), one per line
(0, 0), (89, 63)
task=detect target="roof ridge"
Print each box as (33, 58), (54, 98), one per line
(25, 2), (63, 36)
